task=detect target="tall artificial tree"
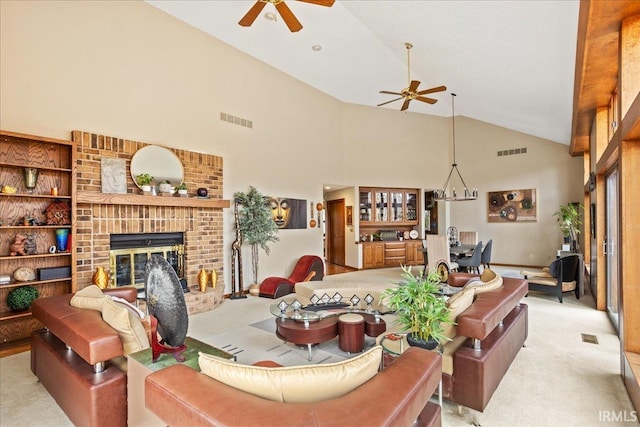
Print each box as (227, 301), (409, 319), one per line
(233, 186), (279, 285)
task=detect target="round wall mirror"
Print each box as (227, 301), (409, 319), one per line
(130, 145), (184, 189)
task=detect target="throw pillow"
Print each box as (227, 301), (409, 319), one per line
(441, 287), (475, 343)
(69, 285), (107, 311)
(198, 345), (382, 403)
(102, 297), (150, 355)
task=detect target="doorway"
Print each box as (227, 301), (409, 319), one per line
(326, 199), (345, 266)
(605, 166), (620, 334)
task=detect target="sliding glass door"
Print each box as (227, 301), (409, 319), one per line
(605, 166), (620, 334)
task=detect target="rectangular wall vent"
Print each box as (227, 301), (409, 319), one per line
(497, 147), (527, 157)
(220, 112), (253, 129)
(581, 333), (599, 344)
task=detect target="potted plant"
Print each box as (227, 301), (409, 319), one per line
(158, 180), (172, 193)
(233, 186), (279, 286)
(176, 183), (188, 196)
(135, 173), (154, 192)
(382, 266), (453, 350)
(7, 285), (39, 312)
(553, 203), (582, 250)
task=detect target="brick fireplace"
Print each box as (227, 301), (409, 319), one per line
(73, 130), (229, 315)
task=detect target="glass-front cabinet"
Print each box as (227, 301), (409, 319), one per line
(359, 187), (419, 226)
(359, 190), (372, 222)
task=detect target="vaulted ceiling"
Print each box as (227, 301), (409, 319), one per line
(147, 0), (579, 146)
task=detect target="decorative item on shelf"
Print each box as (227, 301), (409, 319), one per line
(210, 269), (218, 288)
(0, 275), (10, 285)
(176, 183), (188, 197)
(9, 233), (27, 256)
(316, 202), (323, 212)
(22, 167), (39, 194)
(50, 186), (59, 196)
(198, 268), (209, 292)
(1, 185), (17, 194)
(135, 173), (154, 193)
(382, 266), (453, 350)
(197, 188), (208, 198)
(6, 285), (39, 312)
(92, 267), (109, 289)
(13, 267), (36, 282)
(55, 228), (70, 252)
(24, 233), (37, 255)
(44, 200), (71, 225)
(433, 93), (478, 202)
(158, 180), (173, 194)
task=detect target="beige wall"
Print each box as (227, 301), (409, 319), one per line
(1, 1), (582, 292)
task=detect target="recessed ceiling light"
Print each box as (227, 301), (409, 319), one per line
(264, 12), (276, 21)
(312, 45), (322, 52)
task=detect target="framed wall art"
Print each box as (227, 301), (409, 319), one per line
(346, 206), (353, 226)
(487, 188), (537, 223)
(270, 197), (307, 229)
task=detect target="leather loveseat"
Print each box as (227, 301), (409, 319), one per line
(30, 287), (139, 427)
(145, 346), (443, 427)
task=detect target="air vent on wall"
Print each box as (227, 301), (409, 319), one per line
(497, 147), (527, 157)
(220, 112), (253, 129)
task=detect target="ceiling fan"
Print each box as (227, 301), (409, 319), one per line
(377, 43), (446, 111)
(238, 0), (335, 33)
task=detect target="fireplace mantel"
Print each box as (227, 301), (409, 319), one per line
(77, 191), (230, 209)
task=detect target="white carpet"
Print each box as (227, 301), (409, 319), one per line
(1, 266), (636, 427)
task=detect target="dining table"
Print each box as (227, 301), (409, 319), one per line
(421, 243), (480, 268)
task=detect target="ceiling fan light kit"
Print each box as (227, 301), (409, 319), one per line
(238, 0), (335, 33)
(377, 42), (446, 111)
(433, 93), (478, 202)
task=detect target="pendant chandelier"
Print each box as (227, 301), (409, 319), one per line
(433, 93), (478, 202)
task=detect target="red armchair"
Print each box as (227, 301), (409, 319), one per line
(259, 255), (325, 299)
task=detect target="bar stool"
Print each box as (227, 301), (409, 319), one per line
(338, 313), (365, 354)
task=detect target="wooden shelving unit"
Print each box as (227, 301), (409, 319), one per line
(0, 130), (76, 356)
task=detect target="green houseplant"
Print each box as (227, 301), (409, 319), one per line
(135, 173), (154, 192)
(553, 203), (582, 246)
(7, 286), (39, 311)
(233, 186), (279, 286)
(382, 266), (453, 349)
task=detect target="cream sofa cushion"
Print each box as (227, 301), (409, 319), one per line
(198, 346), (382, 403)
(441, 287), (475, 343)
(70, 285), (149, 355)
(70, 285), (107, 311)
(102, 298), (150, 355)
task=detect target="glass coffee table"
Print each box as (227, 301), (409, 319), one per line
(270, 301), (387, 360)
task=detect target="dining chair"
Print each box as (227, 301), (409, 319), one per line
(456, 241), (483, 274)
(481, 239), (493, 271)
(459, 231), (478, 245)
(425, 235), (458, 281)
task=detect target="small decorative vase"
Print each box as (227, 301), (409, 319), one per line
(22, 167), (39, 194)
(55, 228), (70, 252)
(92, 267), (109, 289)
(210, 269), (217, 288)
(197, 188), (208, 197)
(198, 268), (209, 292)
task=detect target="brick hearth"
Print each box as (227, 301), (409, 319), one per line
(72, 130), (228, 315)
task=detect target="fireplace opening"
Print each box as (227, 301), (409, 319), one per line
(109, 232), (187, 295)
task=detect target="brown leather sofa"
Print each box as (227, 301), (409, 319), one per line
(442, 273), (528, 412)
(30, 287), (138, 427)
(145, 346), (443, 427)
